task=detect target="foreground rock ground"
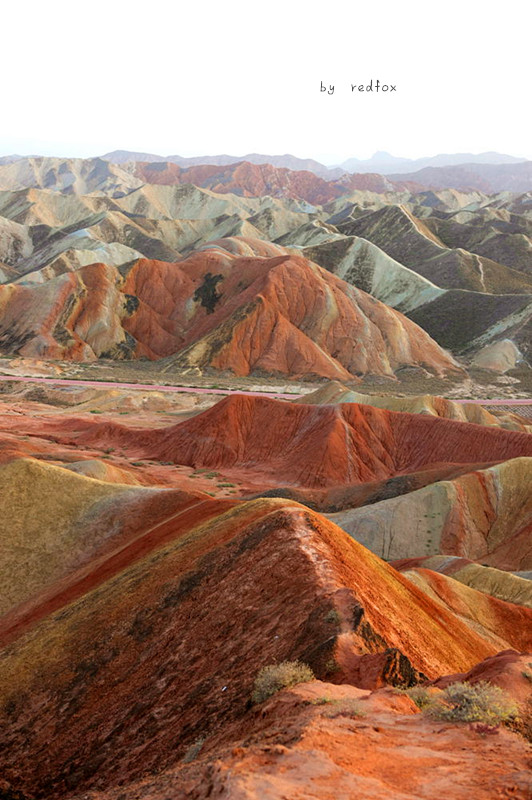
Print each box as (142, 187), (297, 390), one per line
(65, 679), (531, 800)
(0, 380), (530, 800)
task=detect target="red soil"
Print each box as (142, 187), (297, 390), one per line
(133, 161), (346, 204)
(245, 460), (500, 511)
(85, 681), (528, 800)
(34, 395), (532, 489)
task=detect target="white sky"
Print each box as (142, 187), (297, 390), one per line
(3, 0), (531, 164)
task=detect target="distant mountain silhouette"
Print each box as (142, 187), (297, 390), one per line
(339, 151), (526, 174)
(386, 161), (532, 192)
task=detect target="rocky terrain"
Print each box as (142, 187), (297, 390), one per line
(0, 156), (530, 376)
(0, 152), (530, 800)
(0, 378), (531, 799)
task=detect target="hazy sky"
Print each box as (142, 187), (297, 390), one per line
(3, 0), (531, 164)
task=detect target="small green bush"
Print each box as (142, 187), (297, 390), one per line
(252, 661), (315, 704)
(402, 685), (433, 709)
(427, 681), (519, 725)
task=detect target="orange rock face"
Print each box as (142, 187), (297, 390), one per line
(91, 680), (528, 800)
(0, 238), (460, 379)
(434, 649), (532, 709)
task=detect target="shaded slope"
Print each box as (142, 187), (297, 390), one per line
(407, 288), (532, 358)
(0, 185), (318, 280)
(249, 461), (499, 513)
(337, 204), (532, 293)
(421, 204), (532, 275)
(302, 235), (445, 312)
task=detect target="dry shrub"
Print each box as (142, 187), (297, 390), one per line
(252, 661), (315, 703)
(402, 685), (433, 709)
(427, 681), (519, 725)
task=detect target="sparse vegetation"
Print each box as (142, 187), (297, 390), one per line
(310, 696), (334, 705)
(507, 696), (532, 742)
(426, 681), (519, 725)
(401, 685), (433, 709)
(321, 699), (366, 719)
(252, 661), (315, 704)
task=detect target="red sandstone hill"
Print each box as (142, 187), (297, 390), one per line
(34, 394), (532, 489)
(132, 161), (415, 203)
(1, 495), (530, 799)
(2, 394), (529, 577)
(0, 238), (459, 379)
